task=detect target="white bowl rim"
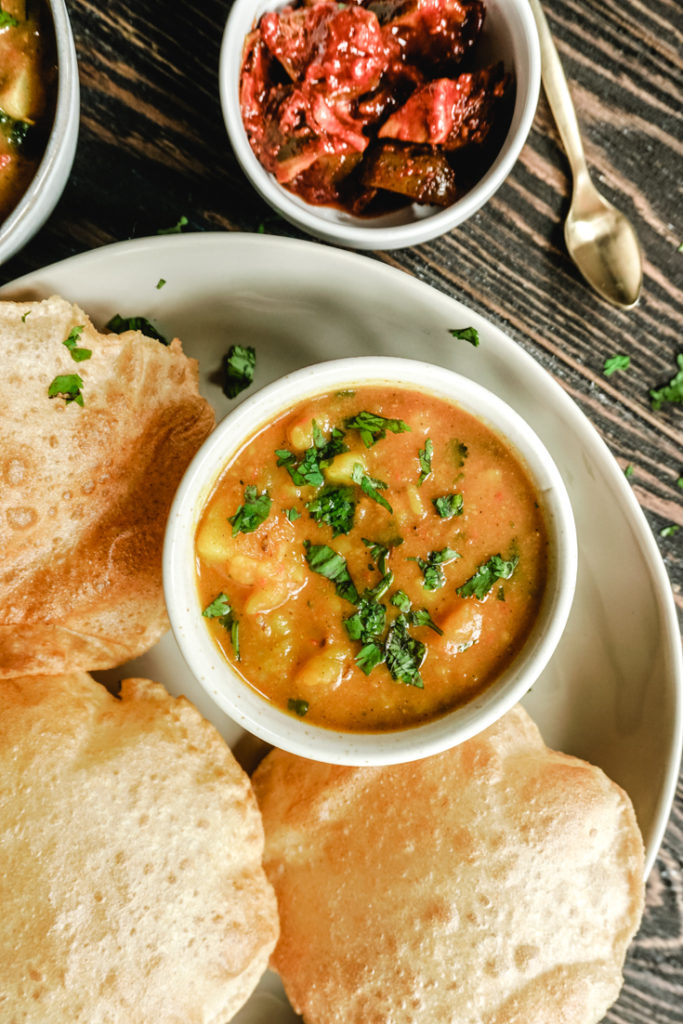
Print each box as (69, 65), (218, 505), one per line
(163, 355), (578, 766)
(0, 0), (80, 264)
(218, 0), (541, 250)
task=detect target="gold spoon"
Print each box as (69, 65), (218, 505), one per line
(527, 0), (643, 308)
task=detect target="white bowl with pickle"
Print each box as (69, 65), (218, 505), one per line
(164, 356), (577, 765)
(219, 0), (540, 249)
(0, 0), (79, 265)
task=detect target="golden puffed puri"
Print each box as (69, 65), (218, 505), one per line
(253, 705), (645, 1024)
(0, 672), (279, 1023)
(0, 295), (215, 677)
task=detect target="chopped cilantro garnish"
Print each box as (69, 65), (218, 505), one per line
(304, 541), (358, 603)
(624, 464), (634, 480)
(449, 326), (480, 347)
(62, 325), (92, 362)
(344, 410), (410, 448)
(432, 492), (463, 519)
(677, 477), (683, 490)
(650, 354), (683, 410)
(603, 354), (630, 376)
(456, 554), (519, 600)
(228, 486), (271, 535)
(105, 313), (169, 345)
(288, 698), (309, 716)
(306, 485), (356, 536)
(48, 373), (84, 407)
(157, 215), (188, 234)
(411, 547), (460, 591)
(384, 615), (425, 688)
(276, 424), (347, 487)
(449, 439), (468, 468)
(390, 590), (411, 612)
(156, 278), (166, 289)
(351, 463), (392, 513)
(660, 524), (680, 537)
(202, 592), (240, 659)
(405, 607), (443, 635)
(21, 310), (30, 323)
(362, 537), (402, 575)
(355, 642), (386, 674)
(222, 345), (256, 399)
(345, 594), (386, 648)
(0, 8), (19, 27)
(417, 438), (433, 486)
(283, 506), (301, 522)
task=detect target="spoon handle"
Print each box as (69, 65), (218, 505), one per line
(527, 0), (590, 185)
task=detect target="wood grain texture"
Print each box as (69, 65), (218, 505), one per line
(0, 0), (681, 1020)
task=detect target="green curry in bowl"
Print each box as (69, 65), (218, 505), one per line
(0, 0), (57, 223)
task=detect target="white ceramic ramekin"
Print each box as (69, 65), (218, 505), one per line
(163, 357), (577, 765)
(219, 0), (540, 250)
(0, 0), (80, 265)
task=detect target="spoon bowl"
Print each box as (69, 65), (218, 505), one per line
(565, 177), (643, 308)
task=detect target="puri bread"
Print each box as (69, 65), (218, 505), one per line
(0, 295), (214, 677)
(0, 671), (279, 1023)
(253, 705), (645, 1024)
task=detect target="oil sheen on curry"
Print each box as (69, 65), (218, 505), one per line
(195, 385), (548, 732)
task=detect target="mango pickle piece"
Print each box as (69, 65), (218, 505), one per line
(361, 142), (459, 207)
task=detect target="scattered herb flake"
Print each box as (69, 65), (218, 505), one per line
(677, 477), (683, 490)
(433, 492), (464, 519)
(603, 354), (630, 377)
(355, 642), (386, 674)
(222, 344), (256, 399)
(449, 439), (468, 468)
(352, 462), (392, 513)
(624, 464), (634, 480)
(344, 410), (411, 448)
(660, 524), (680, 537)
(62, 325), (92, 362)
(457, 554), (519, 600)
(276, 425), (347, 487)
(405, 607), (443, 635)
(288, 698), (309, 716)
(228, 486), (272, 535)
(202, 592), (240, 659)
(156, 278), (166, 289)
(158, 215), (188, 234)
(384, 615), (425, 688)
(304, 541), (358, 604)
(0, 8), (19, 27)
(411, 547), (460, 591)
(21, 310), (30, 323)
(48, 373), (84, 407)
(390, 590), (411, 612)
(417, 438), (433, 486)
(449, 326), (480, 347)
(650, 355), (683, 410)
(306, 485), (356, 536)
(283, 506), (301, 522)
(105, 313), (169, 345)
(344, 594), (386, 646)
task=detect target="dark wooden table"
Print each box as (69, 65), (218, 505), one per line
(2, 0), (681, 1019)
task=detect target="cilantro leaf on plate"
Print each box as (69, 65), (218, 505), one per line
(222, 345), (256, 399)
(449, 326), (480, 347)
(105, 313), (169, 345)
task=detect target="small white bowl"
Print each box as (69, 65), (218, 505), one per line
(219, 0), (540, 250)
(164, 357), (577, 766)
(0, 0), (80, 265)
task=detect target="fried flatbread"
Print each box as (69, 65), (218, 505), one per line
(0, 671), (279, 1023)
(253, 705), (645, 1024)
(0, 296), (214, 676)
